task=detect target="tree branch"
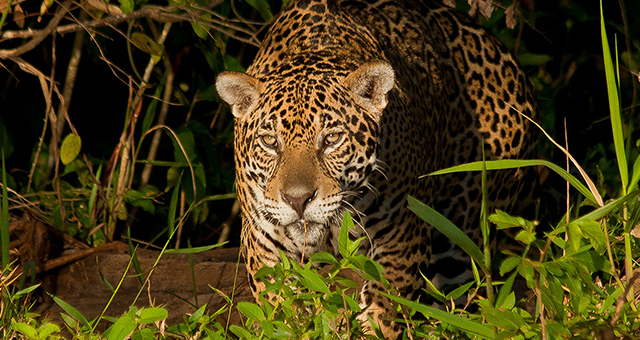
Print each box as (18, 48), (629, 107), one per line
(0, 0), (261, 57)
(0, 0), (72, 59)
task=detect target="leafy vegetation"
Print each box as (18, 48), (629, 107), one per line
(1, 0), (639, 339)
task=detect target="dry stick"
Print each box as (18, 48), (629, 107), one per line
(54, 11), (87, 139)
(217, 199), (240, 244)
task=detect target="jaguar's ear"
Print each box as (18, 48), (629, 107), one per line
(216, 72), (264, 119)
(344, 62), (395, 113)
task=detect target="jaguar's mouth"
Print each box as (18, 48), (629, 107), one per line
(284, 219), (329, 247)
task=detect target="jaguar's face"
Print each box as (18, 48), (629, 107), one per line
(216, 62), (395, 248)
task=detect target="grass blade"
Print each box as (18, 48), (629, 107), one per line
(600, 1), (628, 194)
(408, 196), (486, 271)
(629, 155), (640, 193)
(164, 243), (226, 254)
(425, 159), (597, 205)
(1, 150), (9, 273)
(51, 295), (93, 330)
(381, 292), (493, 339)
(577, 190), (639, 222)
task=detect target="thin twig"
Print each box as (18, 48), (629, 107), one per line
(537, 279), (547, 340)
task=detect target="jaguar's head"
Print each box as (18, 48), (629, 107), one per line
(216, 62), (395, 249)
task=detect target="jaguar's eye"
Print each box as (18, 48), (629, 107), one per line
(261, 135), (278, 148)
(324, 133), (343, 146)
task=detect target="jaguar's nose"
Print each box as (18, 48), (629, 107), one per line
(282, 190), (318, 218)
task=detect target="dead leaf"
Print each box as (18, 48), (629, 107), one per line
(631, 224), (640, 238)
(467, 0), (477, 17)
(479, 0), (495, 19)
(443, 0), (456, 8)
(505, 2), (518, 29)
(14, 3), (25, 28)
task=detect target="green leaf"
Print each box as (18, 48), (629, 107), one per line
(489, 210), (538, 231)
(517, 52), (553, 66)
(13, 283), (41, 299)
(188, 304), (208, 323)
(138, 307), (168, 324)
(600, 286), (622, 313)
(480, 302), (525, 331)
(446, 281), (474, 300)
(190, 14), (211, 39)
(229, 324), (254, 338)
(566, 222), (583, 254)
(12, 322), (38, 339)
(495, 273), (517, 309)
(164, 167), (181, 189)
(600, 2), (628, 194)
(51, 295), (92, 330)
(108, 315), (137, 340)
(277, 248), (291, 270)
(60, 313), (79, 329)
(130, 32), (164, 57)
(245, 0), (273, 20)
(236, 301), (264, 321)
(308, 252), (339, 266)
(499, 257), (521, 276)
(124, 189), (157, 215)
(363, 258), (383, 282)
(339, 211), (354, 258)
(422, 274), (446, 302)
(131, 328), (155, 340)
(572, 219), (606, 254)
(408, 196), (486, 271)
(518, 261), (535, 288)
(60, 133), (81, 165)
(382, 292), (494, 339)
(118, 0), (134, 13)
(37, 322), (61, 338)
(297, 268), (330, 294)
(515, 230), (536, 245)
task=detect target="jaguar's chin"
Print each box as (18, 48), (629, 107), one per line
(284, 220), (329, 247)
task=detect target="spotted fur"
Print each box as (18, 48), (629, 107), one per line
(216, 0), (538, 337)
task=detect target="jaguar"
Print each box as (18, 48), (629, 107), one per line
(216, 0), (538, 337)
